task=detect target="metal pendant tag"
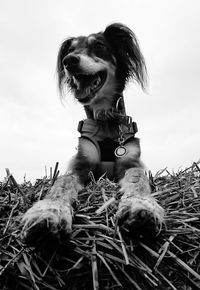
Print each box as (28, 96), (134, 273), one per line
(114, 146), (127, 157)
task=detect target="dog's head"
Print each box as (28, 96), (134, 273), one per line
(57, 23), (147, 106)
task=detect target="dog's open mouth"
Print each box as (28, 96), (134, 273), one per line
(70, 70), (107, 102)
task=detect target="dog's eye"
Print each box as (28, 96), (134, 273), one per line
(68, 46), (75, 53)
(94, 42), (105, 50)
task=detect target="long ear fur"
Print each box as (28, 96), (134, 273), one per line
(104, 23), (147, 90)
(57, 38), (74, 96)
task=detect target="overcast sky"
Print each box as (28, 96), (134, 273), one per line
(0, 0), (200, 182)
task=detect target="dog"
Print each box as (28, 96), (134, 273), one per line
(21, 23), (164, 244)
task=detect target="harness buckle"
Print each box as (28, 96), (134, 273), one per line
(77, 120), (84, 133)
(132, 121), (138, 134)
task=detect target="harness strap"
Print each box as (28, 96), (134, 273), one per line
(78, 117), (138, 137)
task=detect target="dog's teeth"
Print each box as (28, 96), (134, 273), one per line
(92, 77), (101, 89)
(72, 76), (80, 89)
(72, 76), (77, 85)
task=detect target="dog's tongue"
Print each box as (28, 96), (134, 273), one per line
(74, 74), (100, 91)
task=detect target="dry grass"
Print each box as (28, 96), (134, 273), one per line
(0, 162), (200, 290)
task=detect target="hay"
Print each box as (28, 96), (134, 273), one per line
(0, 162), (200, 290)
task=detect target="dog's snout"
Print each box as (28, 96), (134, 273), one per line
(62, 54), (80, 70)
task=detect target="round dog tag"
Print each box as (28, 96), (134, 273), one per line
(114, 146), (127, 157)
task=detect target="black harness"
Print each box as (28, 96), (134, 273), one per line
(77, 114), (138, 162)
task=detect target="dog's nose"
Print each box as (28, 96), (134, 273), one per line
(62, 54), (80, 70)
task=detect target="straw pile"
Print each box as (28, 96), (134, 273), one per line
(0, 162), (200, 290)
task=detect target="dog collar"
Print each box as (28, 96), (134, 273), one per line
(78, 116), (137, 140)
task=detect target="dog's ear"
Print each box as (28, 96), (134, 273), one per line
(57, 38), (74, 96)
(104, 23), (147, 90)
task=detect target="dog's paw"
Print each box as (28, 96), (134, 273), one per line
(116, 196), (164, 238)
(21, 199), (73, 246)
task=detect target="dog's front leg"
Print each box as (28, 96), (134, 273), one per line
(115, 139), (164, 236)
(21, 137), (100, 244)
(21, 173), (82, 244)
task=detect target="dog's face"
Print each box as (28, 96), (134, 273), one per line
(58, 34), (117, 105)
(57, 23), (147, 108)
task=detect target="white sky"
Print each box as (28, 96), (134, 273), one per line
(0, 0), (200, 182)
